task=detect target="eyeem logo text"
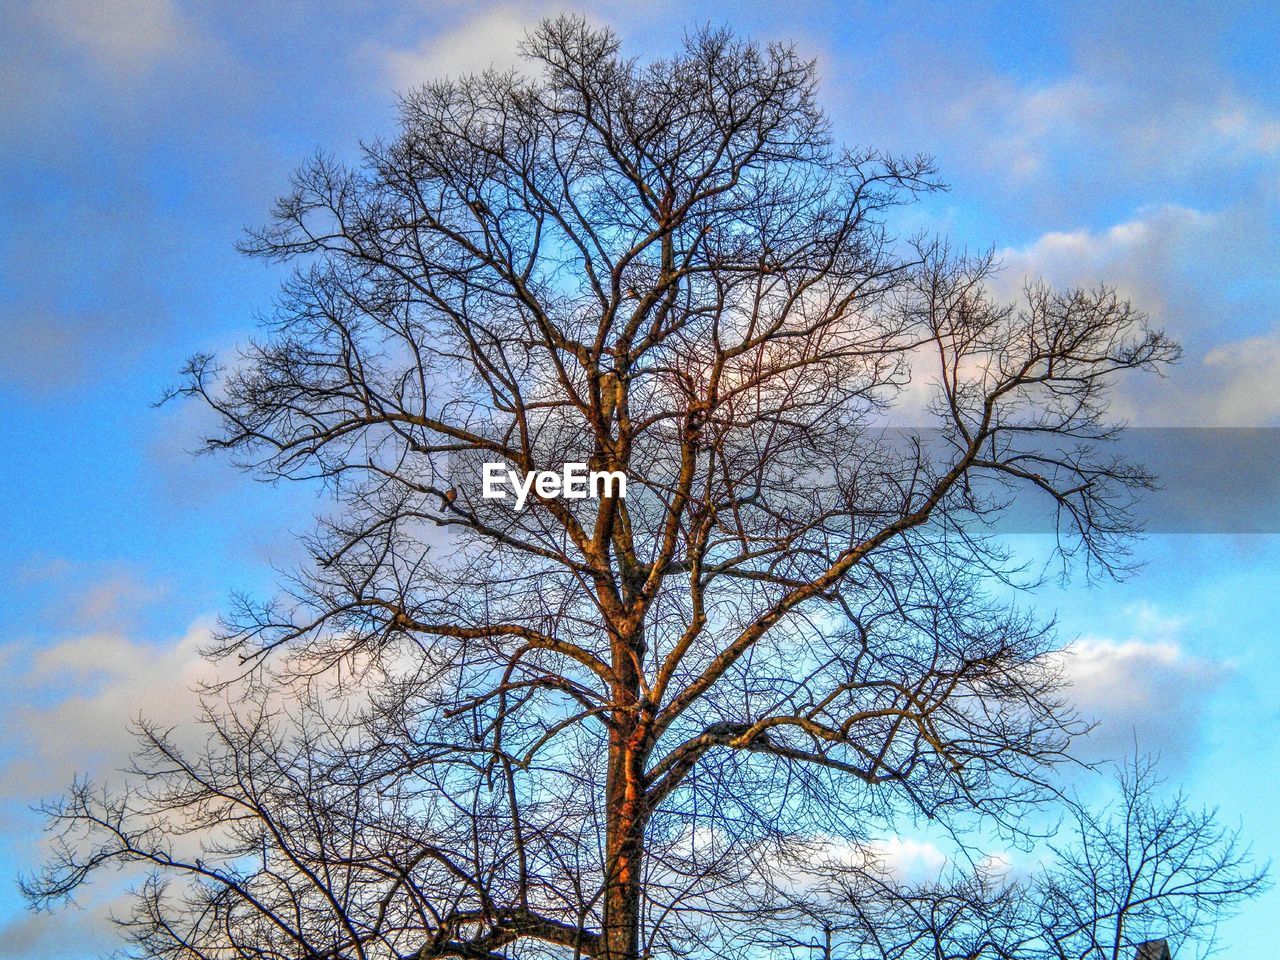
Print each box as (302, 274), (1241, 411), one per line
(482, 463), (627, 511)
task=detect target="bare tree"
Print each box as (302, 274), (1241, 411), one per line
(1034, 757), (1266, 959)
(786, 756), (1266, 960)
(23, 17), (1261, 960)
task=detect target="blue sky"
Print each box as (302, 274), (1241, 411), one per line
(2, 1), (1279, 956)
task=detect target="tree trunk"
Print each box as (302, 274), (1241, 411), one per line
(601, 725), (648, 960)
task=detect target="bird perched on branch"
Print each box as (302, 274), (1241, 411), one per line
(441, 487), (457, 507)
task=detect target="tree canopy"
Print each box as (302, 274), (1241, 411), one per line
(25, 17), (1262, 960)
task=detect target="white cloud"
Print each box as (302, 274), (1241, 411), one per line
(2, 621), (221, 801)
(993, 203), (1215, 298)
(17, 558), (169, 631)
(881, 205), (1221, 426)
(868, 836), (949, 883)
(809, 834), (948, 886)
(945, 71), (1280, 188)
(946, 76), (1104, 181)
(1201, 334), (1280, 424)
(1, 598), (396, 956)
(0, 615), (225, 958)
(1055, 605), (1225, 767)
(1212, 102), (1280, 156)
(378, 6), (544, 90)
(992, 203), (1280, 426)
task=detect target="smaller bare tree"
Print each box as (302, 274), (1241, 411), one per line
(784, 756), (1267, 960)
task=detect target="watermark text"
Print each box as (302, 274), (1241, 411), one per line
(482, 463), (626, 510)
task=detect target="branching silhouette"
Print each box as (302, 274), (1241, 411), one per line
(24, 17), (1262, 960)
